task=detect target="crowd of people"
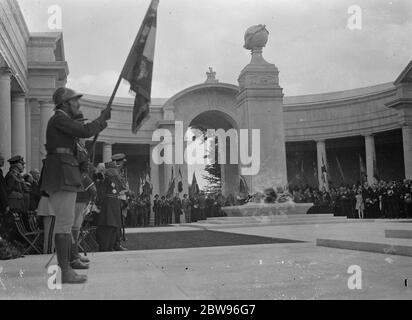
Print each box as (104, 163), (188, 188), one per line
(290, 180), (412, 219)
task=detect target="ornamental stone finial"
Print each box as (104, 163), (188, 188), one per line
(244, 24), (269, 51)
(243, 24), (270, 65)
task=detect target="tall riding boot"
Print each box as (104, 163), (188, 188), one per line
(70, 229), (90, 265)
(55, 233), (87, 284)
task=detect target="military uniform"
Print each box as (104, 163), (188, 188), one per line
(111, 153), (129, 251)
(153, 195), (161, 226)
(96, 165), (123, 251)
(5, 156), (28, 213)
(40, 87), (110, 284)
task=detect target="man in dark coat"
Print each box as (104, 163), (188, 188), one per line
(5, 156), (28, 213)
(153, 194), (161, 226)
(111, 153), (129, 251)
(96, 162), (123, 251)
(40, 87), (110, 284)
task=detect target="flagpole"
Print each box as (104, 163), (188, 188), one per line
(90, 75), (122, 164)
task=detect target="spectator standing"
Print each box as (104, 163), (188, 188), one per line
(355, 188), (364, 219)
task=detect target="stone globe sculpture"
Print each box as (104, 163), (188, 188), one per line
(244, 24), (269, 50)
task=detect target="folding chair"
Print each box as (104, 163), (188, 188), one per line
(78, 202), (99, 253)
(27, 211), (40, 233)
(13, 212), (43, 255)
(78, 227), (99, 252)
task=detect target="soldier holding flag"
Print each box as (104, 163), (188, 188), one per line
(40, 87), (110, 284)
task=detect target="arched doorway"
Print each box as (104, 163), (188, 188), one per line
(189, 110), (240, 197)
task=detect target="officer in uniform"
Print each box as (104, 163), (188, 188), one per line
(6, 156), (29, 213)
(111, 153), (129, 250)
(153, 194), (161, 226)
(40, 87), (110, 284)
(96, 161), (123, 251)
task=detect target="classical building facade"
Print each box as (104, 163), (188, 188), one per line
(1, 0), (412, 198)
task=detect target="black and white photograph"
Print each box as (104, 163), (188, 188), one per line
(0, 0), (411, 304)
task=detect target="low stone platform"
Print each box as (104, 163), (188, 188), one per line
(316, 239), (412, 257)
(316, 222), (412, 257)
(385, 229), (412, 239)
(221, 202), (313, 217)
(182, 214), (372, 230)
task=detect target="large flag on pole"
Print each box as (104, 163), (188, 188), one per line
(336, 155), (345, 183)
(121, 0), (159, 133)
(143, 165), (153, 196)
(189, 172), (200, 198)
(177, 167), (183, 193)
(166, 167), (175, 197)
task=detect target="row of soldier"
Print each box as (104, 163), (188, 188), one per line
(125, 192), (228, 228)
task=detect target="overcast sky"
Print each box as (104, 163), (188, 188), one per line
(18, 0), (412, 99)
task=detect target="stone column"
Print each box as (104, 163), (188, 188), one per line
(0, 68), (12, 172)
(39, 101), (54, 163)
(364, 134), (376, 185)
(316, 140), (329, 191)
(402, 126), (412, 180)
(25, 100), (32, 171)
(11, 94), (26, 162)
(237, 44), (287, 194)
(150, 144), (160, 226)
(102, 142), (113, 163)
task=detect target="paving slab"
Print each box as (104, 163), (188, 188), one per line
(0, 221), (411, 300)
(0, 241), (411, 300)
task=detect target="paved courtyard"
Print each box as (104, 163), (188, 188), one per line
(0, 221), (411, 300)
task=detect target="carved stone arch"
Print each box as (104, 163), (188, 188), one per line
(163, 82), (240, 133)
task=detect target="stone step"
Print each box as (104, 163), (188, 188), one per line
(385, 229), (412, 239)
(199, 215), (346, 225)
(205, 214), (337, 221)
(316, 238), (412, 257)
(181, 218), (372, 230)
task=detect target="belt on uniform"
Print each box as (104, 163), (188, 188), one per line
(49, 148), (74, 155)
(106, 194), (120, 199)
